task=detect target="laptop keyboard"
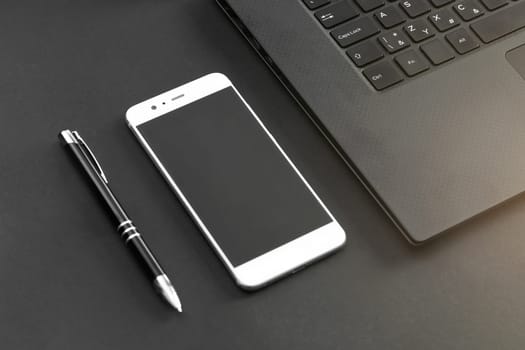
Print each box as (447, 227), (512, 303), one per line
(302, 0), (525, 90)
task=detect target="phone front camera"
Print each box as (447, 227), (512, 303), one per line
(151, 105), (157, 110)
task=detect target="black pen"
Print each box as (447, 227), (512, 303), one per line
(59, 129), (182, 312)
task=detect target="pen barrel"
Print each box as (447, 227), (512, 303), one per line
(118, 222), (164, 277)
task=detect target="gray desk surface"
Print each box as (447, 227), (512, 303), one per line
(1, 1), (524, 349)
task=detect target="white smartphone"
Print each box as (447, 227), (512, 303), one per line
(126, 73), (346, 289)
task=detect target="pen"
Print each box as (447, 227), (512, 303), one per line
(58, 129), (182, 312)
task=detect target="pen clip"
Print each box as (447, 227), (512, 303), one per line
(72, 131), (109, 184)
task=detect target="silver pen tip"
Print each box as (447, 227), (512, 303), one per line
(154, 274), (182, 312)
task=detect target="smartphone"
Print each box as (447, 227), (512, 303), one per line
(126, 73), (346, 289)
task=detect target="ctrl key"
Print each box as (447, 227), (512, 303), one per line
(363, 61), (404, 90)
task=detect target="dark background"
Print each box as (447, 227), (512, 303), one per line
(1, 0), (524, 349)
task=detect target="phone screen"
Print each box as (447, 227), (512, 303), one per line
(138, 87), (332, 266)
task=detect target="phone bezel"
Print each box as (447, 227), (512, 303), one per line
(126, 73), (346, 289)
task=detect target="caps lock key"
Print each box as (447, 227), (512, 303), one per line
(331, 17), (380, 48)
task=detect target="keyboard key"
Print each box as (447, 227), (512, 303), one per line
(315, 1), (360, 28)
(331, 17), (380, 47)
(355, 0), (385, 12)
(479, 0), (508, 10)
(429, 9), (460, 32)
(400, 0), (432, 18)
(446, 28), (480, 54)
(363, 61), (404, 90)
(421, 39), (455, 64)
(303, 0), (331, 10)
(453, 0), (485, 21)
(347, 40), (384, 66)
(430, 0), (454, 7)
(471, 1), (525, 43)
(404, 19), (435, 42)
(395, 49), (430, 76)
(378, 30), (411, 53)
(374, 6), (406, 28)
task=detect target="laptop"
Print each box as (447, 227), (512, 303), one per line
(217, 0), (525, 243)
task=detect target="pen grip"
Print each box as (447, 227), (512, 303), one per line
(119, 222), (164, 277)
(67, 142), (129, 223)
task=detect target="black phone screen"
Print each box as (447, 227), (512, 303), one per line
(138, 87), (331, 266)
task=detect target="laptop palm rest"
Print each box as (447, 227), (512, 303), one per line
(507, 44), (525, 80)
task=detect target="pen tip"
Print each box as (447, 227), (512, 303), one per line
(154, 274), (183, 312)
(164, 290), (182, 312)
(165, 295), (182, 312)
